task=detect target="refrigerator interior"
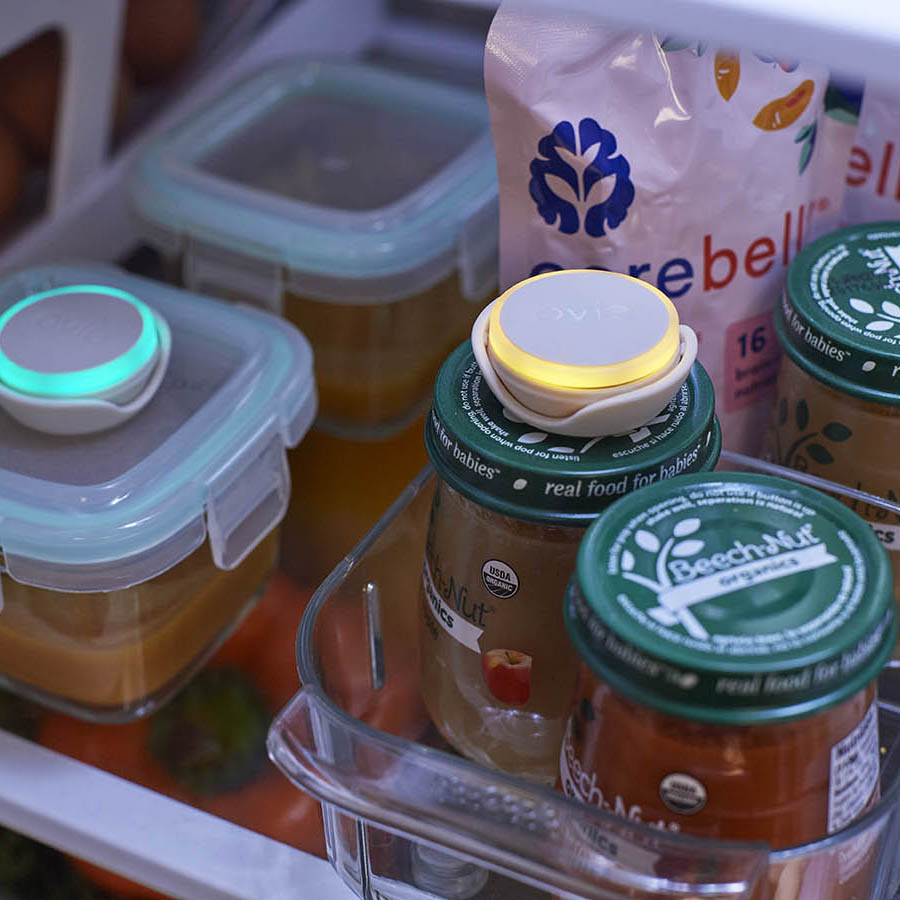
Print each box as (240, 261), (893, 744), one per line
(0, 1), (899, 898)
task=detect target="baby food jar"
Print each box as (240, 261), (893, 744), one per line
(420, 269), (719, 784)
(0, 264), (315, 721)
(770, 223), (900, 648)
(131, 60), (498, 582)
(562, 472), (896, 855)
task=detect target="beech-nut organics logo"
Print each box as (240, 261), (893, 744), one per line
(618, 516), (836, 641)
(529, 118), (634, 237)
(620, 517), (708, 638)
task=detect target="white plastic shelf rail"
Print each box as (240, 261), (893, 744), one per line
(450, 0), (900, 90)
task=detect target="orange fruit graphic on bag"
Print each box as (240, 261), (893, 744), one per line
(714, 51), (740, 101)
(753, 79), (815, 130)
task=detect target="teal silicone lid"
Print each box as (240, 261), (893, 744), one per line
(0, 264), (317, 593)
(778, 221), (900, 404)
(425, 345), (720, 526)
(131, 60), (497, 289)
(567, 472), (897, 724)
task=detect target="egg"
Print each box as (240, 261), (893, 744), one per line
(0, 120), (26, 228)
(0, 32), (61, 161)
(0, 31), (132, 162)
(123, 0), (201, 86)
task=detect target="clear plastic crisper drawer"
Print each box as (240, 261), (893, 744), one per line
(269, 458), (900, 900)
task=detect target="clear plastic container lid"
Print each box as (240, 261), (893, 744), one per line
(0, 264), (317, 593)
(131, 60), (499, 303)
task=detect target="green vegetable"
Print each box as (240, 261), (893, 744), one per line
(149, 667), (269, 794)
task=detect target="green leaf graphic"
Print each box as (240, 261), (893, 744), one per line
(799, 141), (814, 175)
(824, 82), (862, 125)
(807, 443), (834, 465)
(823, 422), (852, 442)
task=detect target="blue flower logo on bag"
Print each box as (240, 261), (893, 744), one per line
(529, 118), (634, 237)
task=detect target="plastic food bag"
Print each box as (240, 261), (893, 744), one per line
(485, 4), (858, 453)
(843, 85), (900, 224)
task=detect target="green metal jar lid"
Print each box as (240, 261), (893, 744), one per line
(425, 344), (719, 526)
(567, 472), (897, 725)
(779, 222), (900, 404)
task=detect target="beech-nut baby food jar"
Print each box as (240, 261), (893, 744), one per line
(0, 264), (316, 721)
(131, 59), (498, 583)
(420, 314), (719, 784)
(562, 472), (896, 860)
(770, 223), (900, 652)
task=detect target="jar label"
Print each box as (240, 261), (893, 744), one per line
(658, 773), (707, 815)
(559, 717), (681, 832)
(828, 701), (879, 833)
(422, 558), (484, 652)
(768, 366), (900, 559)
(481, 559), (519, 599)
(867, 520), (900, 552)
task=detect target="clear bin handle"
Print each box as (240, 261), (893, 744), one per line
(268, 686), (769, 900)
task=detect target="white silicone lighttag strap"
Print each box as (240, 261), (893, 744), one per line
(472, 301), (698, 438)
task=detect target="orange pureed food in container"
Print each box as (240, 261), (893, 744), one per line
(0, 264), (315, 720)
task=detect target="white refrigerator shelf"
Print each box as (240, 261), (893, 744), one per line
(0, 729), (349, 900)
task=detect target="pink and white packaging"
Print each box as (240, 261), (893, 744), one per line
(843, 87), (900, 224)
(484, 4), (858, 454)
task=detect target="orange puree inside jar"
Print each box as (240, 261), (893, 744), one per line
(563, 473), (896, 858)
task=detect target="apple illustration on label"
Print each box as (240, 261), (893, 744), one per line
(481, 649), (532, 706)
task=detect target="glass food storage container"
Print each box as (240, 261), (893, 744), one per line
(419, 333), (718, 784)
(131, 59), (498, 583)
(269, 464), (900, 900)
(769, 222), (900, 651)
(0, 264), (316, 721)
(563, 472), (896, 852)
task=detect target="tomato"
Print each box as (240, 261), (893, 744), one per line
(38, 574), (325, 898)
